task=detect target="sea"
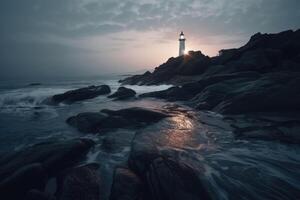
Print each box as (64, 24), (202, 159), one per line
(0, 75), (299, 200)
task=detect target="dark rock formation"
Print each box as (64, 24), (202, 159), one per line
(56, 163), (101, 200)
(120, 29), (300, 86)
(0, 163), (47, 200)
(127, 137), (212, 200)
(139, 86), (193, 101)
(66, 107), (170, 133)
(0, 139), (94, 200)
(119, 51), (210, 85)
(26, 189), (56, 200)
(135, 30), (300, 115)
(109, 168), (142, 200)
(144, 157), (211, 200)
(66, 112), (107, 133)
(49, 85), (111, 104)
(100, 107), (170, 123)
(193, 72), (300, 114)
(228, 114), (300, 143)
(108, 87), (136, 100)
(139, 71), (261, 102)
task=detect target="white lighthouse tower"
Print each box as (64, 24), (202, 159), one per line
(179, 31), (186, 56)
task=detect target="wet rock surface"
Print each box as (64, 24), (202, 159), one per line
(108, 87), (136, 100)
(49, 85), (111, 104)
(109, 168), (142, 200)
(67, 107), (171, 133)
(57, 163), (101, 200)
(226, 113), (300, 143)
(0, 139), (94, 200)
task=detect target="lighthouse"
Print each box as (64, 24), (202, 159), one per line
(178, 31), (186, 56)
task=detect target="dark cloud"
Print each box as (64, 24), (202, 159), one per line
(0, 0), (299, 79)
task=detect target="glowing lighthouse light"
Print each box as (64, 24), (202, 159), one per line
(178, 31), (186, 56)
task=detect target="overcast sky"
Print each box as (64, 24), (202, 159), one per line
(0, 0), (300, 79)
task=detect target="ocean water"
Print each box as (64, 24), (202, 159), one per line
(0, 76), (299, 200)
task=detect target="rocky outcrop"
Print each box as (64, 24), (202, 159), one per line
(139, 71), (261, 101)
(119, 51), (210, 85)
(67, 107), (170, 133)
(48, 85), (111, 104)
(120, 29), (300, 86)
(0, 139), (94, 200)
(194, 72), (300, 114)
(108, 87), (136, 100)
(226, 113), (300, 143)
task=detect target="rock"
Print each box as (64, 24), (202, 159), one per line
(139, 71), (260, 102)
(119, 71), (152, 85)
(66, 112), (107, 133)
(108, 87), (136, 100)
(101, 107), (170, 123)
(0, 138), (94, 199)
(213, 72), (300, 114)
(50, 85), (111, 104)
(232, 119), (300, 143)
(67, 107), (170, 133)
(139, 86), (193, 101)
(187, 72), (300, 114)
(120, 51), (210, 85)
(109, 168), (142, 200)
(0, 163), (47, 200)
(26, 189), (56, 200)
(144, 157), (211, 200)
(128, 146), (211, 200)
(56, 163), (101, 200)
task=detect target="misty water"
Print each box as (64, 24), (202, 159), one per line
(0, 76), (299, 200)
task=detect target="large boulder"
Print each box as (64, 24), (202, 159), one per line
(0, 139), (94, 200)
(56, 163), (101, 200)
(100, 107), (170, 123)
(66, 107), (170, 133)
(49, 85), (111, 104)
(66, 112), (107, 133)
(26, 190), (55, 200)
(108, 87), (136, 100)
(0, 163), (47, 200)
(125, 106), (214, 200)
(139, 86), (193, 101)
(144, 157), (211, 200)
(109, 168), (142, 200)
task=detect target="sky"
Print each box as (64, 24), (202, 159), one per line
(0, 0), (300, 79)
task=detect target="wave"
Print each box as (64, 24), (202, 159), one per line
(0, 87), (68, 112)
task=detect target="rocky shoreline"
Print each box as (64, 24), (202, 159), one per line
(1, 29), (300, 200)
